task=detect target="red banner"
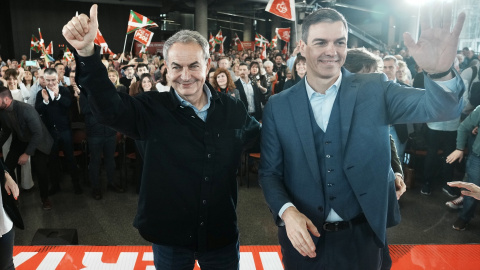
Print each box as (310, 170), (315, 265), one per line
(134, 41), (164, 56)
(134, 28), (154, 47)
(241, 41), (255, 51)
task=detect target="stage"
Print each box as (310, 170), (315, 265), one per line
(13, 244), (480, 269)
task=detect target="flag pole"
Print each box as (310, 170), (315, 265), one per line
(130, 38), (135, 56)
(122, 34), (128, 56)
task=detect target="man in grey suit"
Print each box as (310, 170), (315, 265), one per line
(0, 86), (54, 210)
(259, 6), (465, 269)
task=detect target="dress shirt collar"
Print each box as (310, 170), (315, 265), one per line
(173, 84), (212, 112)
(305, 72), (342, 100)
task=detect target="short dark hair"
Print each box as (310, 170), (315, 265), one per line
(239, 62), (249, 68)
(0, 86), (13, 99)
(344, 48), (379, 73)
(136, 63), (148, 71)
(301, 8), (348, 43)
(4, 69), (18, 80)
(44, 68), (58, 77)
(249, 61), (260, 70)
(54, 63), (64, 68)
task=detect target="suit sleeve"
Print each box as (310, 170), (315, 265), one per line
(389, 134), (403, 175)
(258, 99), (290, 224)
(23, 106), (46, 156)
(385, 70), (465, 125)
(74, 46), (148, 139)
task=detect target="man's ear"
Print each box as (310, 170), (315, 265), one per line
(206, 58), (211, 74)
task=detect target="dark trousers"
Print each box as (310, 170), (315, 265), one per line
(0, 227), (15, 270)
(4, 137), (49, 199)
(152, 241), (239, 270)
(48, 128), (79, 186)
(423, 128), (457, 189)
(279, 223), (383, 270)
(88, 135), (116, 189)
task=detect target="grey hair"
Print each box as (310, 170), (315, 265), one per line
(263, 61), (273, 68)
(383, 55), (398, 66)
(301, 8), (348, 44)
(163, 30), (210, 64)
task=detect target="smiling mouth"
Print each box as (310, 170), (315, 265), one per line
(319, 59), (338, 64)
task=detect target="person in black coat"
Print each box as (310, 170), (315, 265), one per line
(235, 62), (269, 121)
(64, 10), (261, 269)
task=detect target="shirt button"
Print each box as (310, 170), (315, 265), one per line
(191, 116), (195, 118)
(318, 206), (324, 212)
(326, 155), (331, 158)
(327, 183), (334, 187)
(329, 196), (336, 201)
(200, 222), (204, 226)
(203, 200), (207, 204)
(327, 169), (334, 172)
(325, 141), (331, 144)
(207, 154), (212, 158)
(204, 177), (209, 181)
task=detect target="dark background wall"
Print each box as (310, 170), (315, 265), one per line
(3, 0), (162, 60)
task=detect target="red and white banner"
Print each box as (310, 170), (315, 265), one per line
(134, 41), (165, 56)
(240, 41), (255, 51)
(276, 28), (291, 42)
(13, 245), (283, 269)
(265, 0), (296, 21)
(134, 28), (154, 47)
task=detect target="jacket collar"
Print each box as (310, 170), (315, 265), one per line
(165, 82), (221, 111)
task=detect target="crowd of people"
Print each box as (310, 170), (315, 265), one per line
(0, 2), (477, 269)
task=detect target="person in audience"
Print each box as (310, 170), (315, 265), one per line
(396, 60), (412, 85)
(249, 61), (268, 93)
(155, 67), (170, 93)
(63, 6), (261, 268)
(0, 165), (22, 270)
(207, 67), (216, 86)
(235, 62), (269, 121)
(446, 105), (480, 230)
(35, 68), (82, 195)
(212, 68), (239, 98)
(55, 63), (70, 86)
(263, 60), (276, 91)
(283, 55), (306, 90)
(3, 69), (34, 191)
(108, 69), (128, 94)
(27, 69), (46, 107)
(0, 86), (53, 210)
(344, 47), (379, 74)
(21, 70), (34, 91)
(258, 6), (464, 269)
(119, 64), (135, 88)
(138, 73), (157, 93)
(272, 54), (288, 93)
(128, 64), (149, 96)
(78, 83), (123, 200)
(218, 57), (237, 81)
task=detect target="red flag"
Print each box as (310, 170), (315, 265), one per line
(208, 33), (215, 53)
(30, 35), (40, 53)
(270, 35), (278, 49)
(94, 29), (115, 56)
(260, 45), (267, 60)
(276, 28), (291, 42)
(265, 0), (296, 21)
(255, 33), (269, 48)
(214, 30), (223, 44)
(127, 10), (158, 34)
(45, 41), (53, 55)
(233, 33), (244, 51)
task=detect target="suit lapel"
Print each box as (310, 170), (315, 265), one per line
(288, 79), (321, 182)
(339, 69), (359, 153)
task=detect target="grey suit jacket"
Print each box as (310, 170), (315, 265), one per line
(259, 68), (465, 245)
(0, 100), (53, 155)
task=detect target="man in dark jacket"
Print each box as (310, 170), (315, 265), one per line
(0, 86), (53, 210)
(63, 5), (261, 270)
(35, 68), (82, 195)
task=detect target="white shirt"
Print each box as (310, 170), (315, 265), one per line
(0, 187), (13, 237)
(240, 78), (255, 113)
(43, 86), (62, 105)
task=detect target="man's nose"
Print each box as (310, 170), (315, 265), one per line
(181, 68), (191, 80)
(324, 43), (337, 56)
